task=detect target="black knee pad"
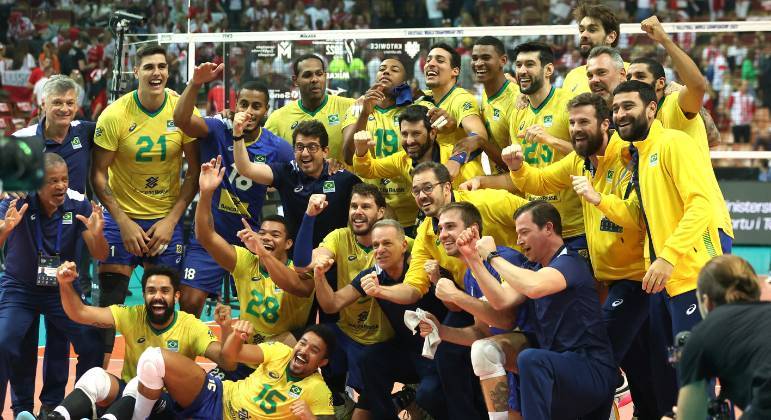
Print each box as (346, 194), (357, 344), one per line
(98, 272), (130, 307)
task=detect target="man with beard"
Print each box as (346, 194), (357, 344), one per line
(628, 16), (733, 256)
(352, 104), (484, 196)
(173, 62), (294, 317)
(563, 2), (623, 94)
(341, 57), (435, 233)
(265, 53), (356, 163)
(599, 80), (723, 415)
(28, 262), (226, 420)
(194, 156), (314, 380)
(0, 154), (106, 416)
(233, 119), (362, 247)
(472, 36), (519, 169)
(423, 43), (492, 167)
(502, 92), (660, 418)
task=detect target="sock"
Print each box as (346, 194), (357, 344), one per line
(488, 412), (508, 420)
(132, 392), (157, 420)
(52, 407), (71, 420)
(100, 395), (135, 420)
(56, 388), (94, 420)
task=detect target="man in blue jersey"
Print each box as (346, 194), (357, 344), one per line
(10, 75), (96, 417)
(173, 62), (294, 316)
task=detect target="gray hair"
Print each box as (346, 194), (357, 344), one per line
(587, 46), (625, 71)
(372, 219), (406, 240)
(44, 152), (67, 170)
(42, 75), (79, 102)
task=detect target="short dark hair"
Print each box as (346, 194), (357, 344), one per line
(239, 80), (270, 102)
(573, 2), (620, 48)
(351, 182), (386, 209)
(612, 80), (658, 109)
(514, 200), (563, 236)
(398, 104), (432, 133)
(474, 36), (506, 56)
(412, 161), (451, 184)
(141, 265), (181, 292)
(293, 53), (326, 76)
(429, 43), (461, 69)
(630, 57), (666, 82)
(567, 92), (611, 122)
(438, 202), (483, 234)
(512, 41), (554, 66)
(292, 120), (329, 148)
(302, 324), (337, 358)
(261, 214), (289, 233)
(135, 44), (167, 65)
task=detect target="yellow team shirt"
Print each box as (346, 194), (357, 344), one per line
(561, 62), (630, 94)
(597, 121), (722, 296)
(320, 228), (395, 344)
(222, 342), (333, 419)
(426, 86), (482, 153)
(232, 246), (313, 349)
(352, 142), (485, 191)
(265, 94), (356, 163)
(482, 80), (520, 153)
(404, 189), (527, 295)
(509, 136), (646, 282)
(509, 86), (585, 239)
(94, 89), (197, 219)
(110, 304), (216, 382)
(656, 92), (733, 239)
(341, 104), (422, 228)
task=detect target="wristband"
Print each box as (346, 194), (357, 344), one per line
(485, 250), (500, 265)
(449, 151), (468, 164)
(233, 134), (245, 142)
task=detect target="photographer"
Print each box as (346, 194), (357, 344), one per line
(669, 255), (771, 420)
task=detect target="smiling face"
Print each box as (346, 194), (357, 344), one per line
(586, 54), (626, 103)
(134, 53), (169, 96)
(514, 51), (549, 95)
(577, 16), (616, 59)
(293, 134), (327, 177)
(43, 88), (78, 129)
(293, 57), (327, 103)
(257, 220), (292, 261)
(289, 331), (329, 377)
(437, 208), (468, 257)
(348, 193), (385, 236)
(569, 104), (606, 158)
(411, 170), (451, 217)
(424, 47), (459, 89)
(38, 163), (69, 209)
(376, 58), (406, 92)
(400, 119), (434, 161)
(143, 275), (178, 325)
(627, 63), (665, 99)
(612, 91), (656, 142)
(372, 225), (407, 272)
(236, 89), (270, 133)
(471, 44), (506, 84)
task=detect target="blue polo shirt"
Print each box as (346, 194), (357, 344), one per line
(199, 118), (293, 244)
(529, 246), (614, 368)
(268, 160), (362, 246)
(13, 119), (95, 194)
(0, 190), (91, 292)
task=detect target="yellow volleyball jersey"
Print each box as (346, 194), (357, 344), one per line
(656, 92), (733, 238)
(109, 304), (216, 382)
(351, 142), (485, 191)
(94, 89), (197, 219)
(222, 342), (333, 419)
(509, 86), (585, 239)
(426, 86), (482, 151)
(319, 227), (394, 344)
(265, 94), (356, 163)
(482, 80), (520, 153)
(232, 246), (313, 351)
(341, 104), (419, 227)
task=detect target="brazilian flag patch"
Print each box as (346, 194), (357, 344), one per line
(322, 180), (336, 193)
(288, 384), (302, 398)
(166, 339), (179, 351)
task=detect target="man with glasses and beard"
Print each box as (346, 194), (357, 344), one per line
(26, 264), (226, 420)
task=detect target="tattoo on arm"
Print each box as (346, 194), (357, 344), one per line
(489, 380), (510, 412)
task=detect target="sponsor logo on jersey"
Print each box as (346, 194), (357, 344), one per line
(291, 121), (299, 129)
(462, 101), (472, 111)
(347, 255), (357, 261)
(166, 120), (176, 129)
(268, 371), (280, 379)
(95, 127), (104, 137)
(176, 244), (184, 254)
(606, 169), (615, 183)
(686, 304), (697, 315)
(493, 108), (501, 121)
(137, 337), (146, 343)
(129, 122), (137, 132)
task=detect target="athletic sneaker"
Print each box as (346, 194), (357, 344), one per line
(14, 412), (36, 420)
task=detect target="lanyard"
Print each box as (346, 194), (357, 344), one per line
(33, 210), (64, 257)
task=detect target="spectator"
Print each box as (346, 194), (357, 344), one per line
(39, 42), (61, 75)
(727, 80), (756, 144)
(306, 0), (332, 30)
(60, 36), (87, 78)
(742, 48), (758, 93)
(7, 11), (35, 42)
(30, 57), (56, 108)
(426, 0), (445, 27)
(289, 0), (309, 30)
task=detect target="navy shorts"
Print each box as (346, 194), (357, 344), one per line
(208, 363), (256, 382)
(175, 372), (224, 419)
(181, 239), (231, 295)
(326, 324), (367, 391)
(103, 211), (184, 269)
(507, 372), (521, 411)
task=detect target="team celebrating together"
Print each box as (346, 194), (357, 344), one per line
(3, 2), (770, 420)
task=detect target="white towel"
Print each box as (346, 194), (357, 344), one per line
(403, 308), (441, 359)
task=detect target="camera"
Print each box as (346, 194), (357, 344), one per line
(0, 134), (45, 193)
(113, 10), (145, 23)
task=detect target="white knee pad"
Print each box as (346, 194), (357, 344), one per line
(136, 347), (166, 390)
(470, 338), (506, 380)
(74, 367), (114, 404)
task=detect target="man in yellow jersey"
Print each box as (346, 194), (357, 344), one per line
(503, 92), (660, 418)
(605, 80), (723, 414)
(132, 321), (335, 420)
(193, 157), (315, 380)
(628, 15), (733, 255)
(562, 2), (621, 94)
(91, 44), (200, 363)
(341, 57), (431, 233)
(352, 104), (485, 195)
(265, 53), (356, 163)
(423, 43), (493, 166)
(361, 162), (528, 420)
(472, 36), (519, 170)
(46, 262), (223, 420)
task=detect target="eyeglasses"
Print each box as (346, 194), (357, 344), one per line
(411, 182), (445, 196)
(294, 143), (322, 153)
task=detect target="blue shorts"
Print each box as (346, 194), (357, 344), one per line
(507, 372), (520, 411)
(718, 228), (732, 255)
(103, 211), (184, 269)
(181, 239), (231, 296)
(208, 363), (255, 382)
(175, 372), (224, 419)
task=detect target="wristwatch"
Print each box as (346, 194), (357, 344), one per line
(485, 250), (500, 265)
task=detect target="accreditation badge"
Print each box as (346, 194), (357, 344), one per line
(37, 254), (61, 287)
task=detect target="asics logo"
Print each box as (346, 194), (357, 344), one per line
(611, 299), (623, 307)
(686, 304), (697, 315)
(294, 185), (304, 193)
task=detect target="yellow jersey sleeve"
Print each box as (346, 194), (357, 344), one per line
(434, 87), (482, 148)
(403, 218), (467, 294)
(319, 229), (341, 260)
(109, 304), (132, 334)
(352, 150), (408, 181)
(562, 65), (590, 94)
(186, 313), (218, 355)
(94, 104), (124, 151)
(509, 154), (575, 196)
(457, 189), (526, 249)
(483, 80), (520, 151)
(303, 378), (334, 415)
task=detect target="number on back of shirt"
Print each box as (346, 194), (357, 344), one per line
(184, 268), (196, 280)
(229, 163), (253, 191)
